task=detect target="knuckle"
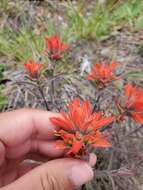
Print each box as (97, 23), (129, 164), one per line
(40, 169), (67, 190)
(40, 172), (60, 190)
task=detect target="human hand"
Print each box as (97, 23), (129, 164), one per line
(0, 109), (96, 190)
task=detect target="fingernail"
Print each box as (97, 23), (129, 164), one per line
(69, 163), (93, 187)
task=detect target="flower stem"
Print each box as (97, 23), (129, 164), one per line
(50, 79), (55, 104)
(37, 80), (50, 111)
(92, 90), (103, 113)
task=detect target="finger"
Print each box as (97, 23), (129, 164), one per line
(31, 140), (65, 158)
(26, 153), (50, 163)
(0, 161), (40, 187)
(0, 158), (23, 176)
(17, 161), (40, 177)
(0, 109), (60, 147)
(0, 109), (61, 165)
(89, 153), (97, 167)
(1, 158), (94, 190)
(0, 154), (46, 177)
(0, 141), (5, 166)
(6, 140), (65, 159)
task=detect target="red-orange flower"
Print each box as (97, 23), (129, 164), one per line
(115, 84), (143, 124)
(45, 35), (69, 60)
(122, 84), (143, 124)
(50, 98), (114, 157)
(24, 59), (43, 78)
(87, 61), (118, 88)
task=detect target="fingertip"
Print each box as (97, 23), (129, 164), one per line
(69, 162), (94, 187)
(89, 153), (97, 167)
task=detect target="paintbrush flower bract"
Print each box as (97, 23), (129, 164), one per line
(45, 35), (69, 60)
(116, 84), (143, 124)
(24, 59), (43, 78)
(50, 98), (114, 158)
(87, 61), (118, 88)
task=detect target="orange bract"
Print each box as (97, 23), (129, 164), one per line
(24, 59), (43, 78)
(45, 35), (69, 60)
(87, 61), (118, 88)
(124, 84), (143, 124)
(50, 98), (114, 157)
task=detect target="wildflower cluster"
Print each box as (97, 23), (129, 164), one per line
(45, 35), (69, 60)
(87, 61), (118, 88)
(116, 84), (143, 123)
(24, 59), (43, 79)
(24, 35), (69, 79)
(22, 34), (143, 162)
(50, 98), (114, 157)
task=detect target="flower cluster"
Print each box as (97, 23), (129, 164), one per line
(116, 84), (143, 124)
(23, 35), (69, 79)
(45, 35), (69, 60)
(22, 34), (143, 161)
(50, 98), (114, 157)
(24, 59), (43, 79)
(87, 61), (118, 88)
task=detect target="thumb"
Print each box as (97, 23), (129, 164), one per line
(2, 158), (94, 190)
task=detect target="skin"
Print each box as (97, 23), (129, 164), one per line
(0, 109), (96, 190)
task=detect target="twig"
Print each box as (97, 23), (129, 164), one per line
(14, 80), (37, 87)
(50, 79), (55, 104)
(92, 95), (101, 113)
(107, 150), (114, 170)
(107, 174), (116, 190)
(37, 80), (50, 111)
(92, 90), (104, 113)
(124, 125), (143, 138)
